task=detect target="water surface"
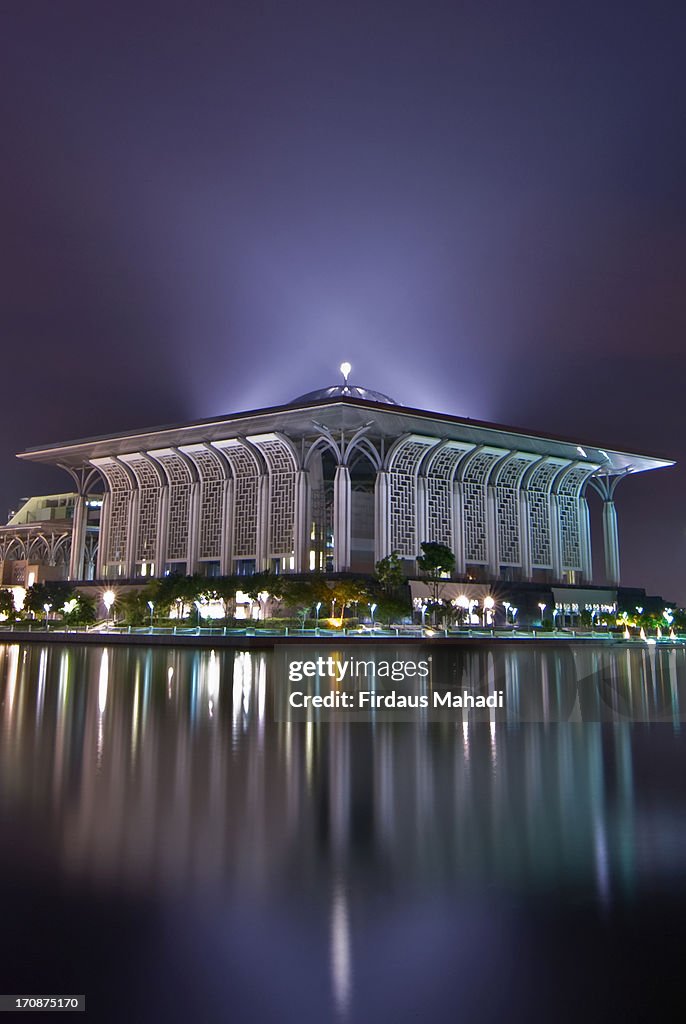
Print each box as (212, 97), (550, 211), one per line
(1, 642), (685, 1022)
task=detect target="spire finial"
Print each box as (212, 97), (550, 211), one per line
(340, 361), (352, 385)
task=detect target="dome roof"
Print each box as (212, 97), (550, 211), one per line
(291, 384), (399, 405)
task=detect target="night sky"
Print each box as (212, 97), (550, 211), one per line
(1, 2), (684, 600)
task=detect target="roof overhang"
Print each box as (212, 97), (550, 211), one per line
(17, 396), (675, 477)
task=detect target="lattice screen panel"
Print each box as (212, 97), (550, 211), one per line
(526, 461), (563, 568)
(153, 452), (192, 562)
(96, 460), (131, 564)
(557, 466), (595, 571)
(388, 438), (438, 557)
(250, 436), (297, 557)
(124, 456), (162, 562)
(425, 444), (471, 547)
(494, 456), (534, 566)
(461, 451), (503, 564)
(218, 443), (260, 559)
(183, 447), (225, 561)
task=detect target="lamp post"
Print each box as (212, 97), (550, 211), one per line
(483, 595), (495, 627)
(103, 590), (115, 628)
(414, 597), (428, 628)
(43, 602), (51, 631)
(194, 600), (202, 629)
(455, 594), (469, 627)
(538, 602), (547, 627)
(511, 606), (518, 628)
(315, 601), (322, 633)
(503, 601), (510, 627)
(370, 602), (377, 630)
(147, 600), (155, 631)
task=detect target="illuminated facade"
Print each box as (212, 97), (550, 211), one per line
(14, 379), (673, 585)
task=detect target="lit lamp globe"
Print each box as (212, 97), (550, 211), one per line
(103, 590), (116, 625)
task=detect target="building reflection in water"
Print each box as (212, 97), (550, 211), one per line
(1, 642), (686, 1016)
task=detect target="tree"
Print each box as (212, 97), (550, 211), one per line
(374, 592), (412, 626)
(146, 573), (205, 619)
(209, 576), (240, 621)
(116, 590), (150, 626)
(63, 593), (97, 625)
(375, 551), (404, 591)
(23, 581), (75, 617)
(327, 578), (370, 621)
(243, 572), (286, 620)
(416, 541), (456, 602)
(0, 589), (16, 618)
(279, 574), (331, 618)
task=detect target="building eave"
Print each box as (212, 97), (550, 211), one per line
(16, 396), (675, 476)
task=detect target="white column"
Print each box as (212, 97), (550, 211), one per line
(125, 489), (138, 578)
(550, 493), (562, 581)
(452, 481), (465, 574)
(68, 495), (87, 580)
(220, 478), (234, 575)
(486, 485), (498, 577)
(256, 475), (270, 570)
(333, 465), (351, 571)
(519, 490), (532, 581)
(96, 491), (110, 580)
(580, 495), (593, 583)
(602, 499), (620, 585)
(156, 486), (169, 575)
(416, 475), (427, 550)
(294, 469), (310, 572)
(374, 470), (391, 563)
(186, 481), (201, 573)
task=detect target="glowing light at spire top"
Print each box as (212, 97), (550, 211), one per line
(340, 362), (352, 384)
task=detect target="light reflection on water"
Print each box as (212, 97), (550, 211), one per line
(1, 642), (686, 1022)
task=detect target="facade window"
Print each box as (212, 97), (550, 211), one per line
(235, 559), (256, 576)
(165, 562), (187, 576)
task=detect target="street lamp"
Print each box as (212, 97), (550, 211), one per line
(511, 606), (518, 626)
(483, 595), (495, 627)
(369, 602), (377, 630)
(194, 600), (202, 629)
(103, 590), (115, 627)
(315, 601), (322, 632)
(415, 597), (428, 627)
(454, 595), (469, 627)
(538, 602), (547, 626)
(503, 600), (511, 626)
(43, 602), (51, 630)
(147, 600), (155, 631)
